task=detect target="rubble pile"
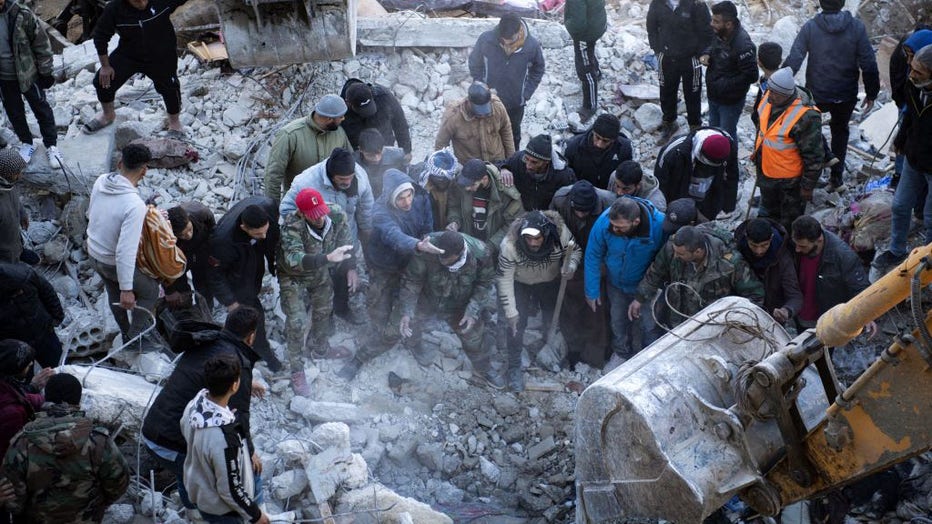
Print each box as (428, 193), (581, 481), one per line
(10, 0), (930, 521)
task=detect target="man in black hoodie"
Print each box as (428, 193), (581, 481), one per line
(84, 0), (187, 134)
(500, 134), (576, 211)
(783, 0), (879, 191)
(469, 13), (546, 148)
(700, 1), (757, 148)
(646, 0), (713, 141)
(207, 196), (282, 371)
(141, 306), (263, 510)
(340, 79), (412, 159)
(0, 261), (64, 368)
(563, 114), (633, 189)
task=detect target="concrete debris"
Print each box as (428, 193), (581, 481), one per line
(336, 484), (454, 524)
(290, 398), (363, 423)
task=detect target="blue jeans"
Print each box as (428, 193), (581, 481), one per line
(890, 158), (932, 256)
(606, 285), (658, 357)
(707, 99), (743, 143)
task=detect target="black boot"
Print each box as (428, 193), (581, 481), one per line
(506, 340), (525, 392)
(336, 357), (363, 381)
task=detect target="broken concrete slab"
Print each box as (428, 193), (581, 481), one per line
(336, 483), (453, 524)
(271, 469), (308, 500)
(291, 398), (364, 423)
(617, 84), (659, 100)
(527, 436), (557, 461)
(859, 101), (898, 156)
(61, 364), (161, 436)
(54, 36), (119, 81)
(356, 16), (569, 49)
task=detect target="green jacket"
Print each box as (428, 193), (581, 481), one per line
(637, 232), (763, 327)
(3, 2), (54, 93)
(264, 114), (353, 202)
(3, 407), (129, 523)
(399, 232), (496, 320)
(277, 204), (354, 280)
(564, 0), (607, 43)
(446, 162), (524, 253)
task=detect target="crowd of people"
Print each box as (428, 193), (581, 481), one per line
(0, 0), (930, 520)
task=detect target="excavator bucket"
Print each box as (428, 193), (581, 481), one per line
(216, 0), (357, 68)
(574, 297), (830, 523)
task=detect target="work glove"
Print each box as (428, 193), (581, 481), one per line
(36, 75), (55, 90)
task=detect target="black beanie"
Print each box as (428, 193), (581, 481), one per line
(568, 180), (599, 213)
(45, 373), (82, 405)
(524, 134), (552, 161)
(819, 0), (844, 12)
(0, 339), (34, 377)
(591, 114), (620, 139)
(433, 231), (465, 257)
(326, 147), (356, 176)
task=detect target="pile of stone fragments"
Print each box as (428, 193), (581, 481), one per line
(11, 0), (930, 521)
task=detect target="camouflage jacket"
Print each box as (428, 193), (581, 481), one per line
(399, 232), (496, 319)
(277, 204), (355, 280)
(3, 2), (54, 93)
(637, 233), (764, 327)
(3, 406), (130, 523)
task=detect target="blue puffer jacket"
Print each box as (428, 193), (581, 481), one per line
(784, 11), (879, 104)
(584, 196), (666, 297)
(368, 169), (434, 273)
(468, 19), (546, 109)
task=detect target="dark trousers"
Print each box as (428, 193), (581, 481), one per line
(241, 295), (281, 371)
(93, 49), (182, 114)
(506, 105), (525, 149)
(815, 100), (856, 186)
(506, 280), (560, 351)
(0, 80), (57, 147)
(658, 54), (703, 126)
(758, 176), (806, 233)
(573, 39), (600, 111)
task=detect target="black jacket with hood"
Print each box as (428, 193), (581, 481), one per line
(207, 196), (279, 307)
(893, 81), (932, 173)
(734, 220), (803, 318)
(0, 261), (64, 340)
(563, 129), (633, 189)
(783, 10), (880, 104)
(339, 79), (412, 154)
(142, 327), (258, 454)
(468, 19), (546, 110)
(654, 126), (738, 220)
(502, 151), (576, 211)
(646, 0), (713, 59)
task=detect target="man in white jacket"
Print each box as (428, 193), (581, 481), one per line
(86, 144), (158, 348)
(181, 354), (269, 524)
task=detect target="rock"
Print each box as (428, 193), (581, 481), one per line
(140, 491), (164, 517)
(51, 274), (80, 300)
(222, 104), (252, 127)
(290, 398), (363, 423)
(60, 196), (90, 245)
(767, 17), (801, 61)
(415, 442), (444, 471)
(311, 422), (352, 455)
(387, 435), (419, 464)
(102, 503), (135, 524)
(135, 351), (174, 382)
(480, 456), (501, 483)
(428, 480), (465, 505)
(114, 121), (154, 150)
(222, 134), (250, 162)
(492, 395), (520, 417)
(271, 469), (308, 499)
(336, 483), (454, 524)
(276, 439), (311, 464)
(634, 103), (664, 132)
(528, 436), (557, 461)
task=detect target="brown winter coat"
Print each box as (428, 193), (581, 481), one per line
(434, 95), (515, 165)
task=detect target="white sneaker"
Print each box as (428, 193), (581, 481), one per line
(17, 144), (35, 163)
(46, 145), (63, 169)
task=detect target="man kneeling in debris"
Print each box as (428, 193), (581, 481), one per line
(497, 211), (580, 391)
(3, 373), (129, 523)
(397, 231), (504, 388)
(635, 225), (764, 328)
(338, 169), (437, 381)
(278, 188), (355, 395)
(164, 201), (217, 307)
(141, 306), (264, 511)
(182, 354), (270, 524)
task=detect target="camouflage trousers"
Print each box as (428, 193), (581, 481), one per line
(356, 268), (404, 362)
(757, 175), (805, 234)
(278, 274), (334, 372)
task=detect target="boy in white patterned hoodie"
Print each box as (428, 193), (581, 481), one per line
(181, 354), (269, 524)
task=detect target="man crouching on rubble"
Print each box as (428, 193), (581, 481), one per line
(397, 231), (505, 389)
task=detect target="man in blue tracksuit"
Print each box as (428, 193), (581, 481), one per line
(468, 13), (545, 149)
(783, 0), (879, 191)
(584, 196), (666, 370)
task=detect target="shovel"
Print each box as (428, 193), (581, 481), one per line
(536, 240), (575, 371)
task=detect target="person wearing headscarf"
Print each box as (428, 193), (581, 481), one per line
(497, 211), (581, 390)
(412, 148), (460, 230)
(0, 340), (52, 460)
(0, 149), (28, 264)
